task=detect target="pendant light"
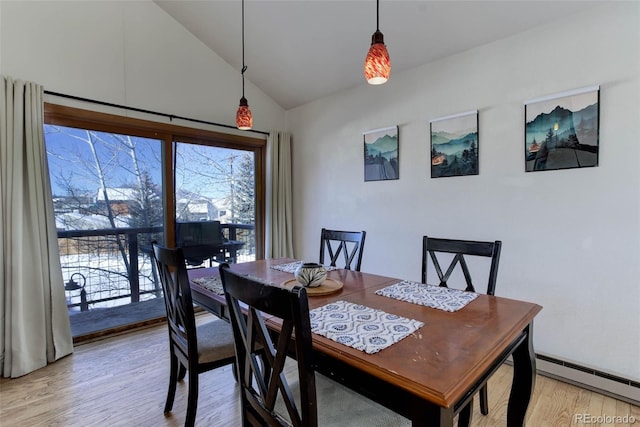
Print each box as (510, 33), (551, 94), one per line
(364, 0), (391, 85)
(236, 0), (253, 130)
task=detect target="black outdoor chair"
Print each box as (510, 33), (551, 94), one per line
(218, 263), (410, 427)
(151, 242), (236, 427)
(319, 228), (366, 271)
(422, 236), (502, 416)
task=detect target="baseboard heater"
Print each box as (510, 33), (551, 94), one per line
(534, 353), (640, 405)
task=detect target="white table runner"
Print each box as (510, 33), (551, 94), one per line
(270, 260), (337, 273)
(309, 300), (424, 355)
(191, 276), (224, 295)
(375, 280), (478, 312)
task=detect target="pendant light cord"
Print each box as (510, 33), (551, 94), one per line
(376, 0), (380, 31)
(241, 0), (247, 97)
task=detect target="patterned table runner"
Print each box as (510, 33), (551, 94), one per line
(191, 276), (224, 295)
(270, 260), (337, 273)
(309, 300), (424, 354)
(375, 280), (478, 312)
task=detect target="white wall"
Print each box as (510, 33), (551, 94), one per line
(287, 2), (640, 381)
(0, 0), (285, 133)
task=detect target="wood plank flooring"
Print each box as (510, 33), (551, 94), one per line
(1, 314), (638, 426)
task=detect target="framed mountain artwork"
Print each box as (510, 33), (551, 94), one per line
(430, 110), (478, 178)
(525, 86), (599, 172)
(363, 125), (399, 181)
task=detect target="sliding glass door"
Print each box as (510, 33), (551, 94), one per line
(45, 124), (164, 313)
(174, 142), (257, 267)
(44, 104), (265, 340)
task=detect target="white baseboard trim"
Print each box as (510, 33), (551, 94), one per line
(534, 354), (640, 406)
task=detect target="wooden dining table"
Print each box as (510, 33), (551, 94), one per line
(189, 258), (542, 427)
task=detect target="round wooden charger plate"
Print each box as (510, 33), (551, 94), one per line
(281, 278), (343, 296)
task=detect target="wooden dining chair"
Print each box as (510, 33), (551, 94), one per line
(422, 236), (502, 416)
(319, 228), (366, 271)
(151, 242), (236, 427)
(218, 263), (410, 427)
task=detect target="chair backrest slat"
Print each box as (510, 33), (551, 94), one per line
(422, 236), (502, 294)
(319, 228), (366, 271)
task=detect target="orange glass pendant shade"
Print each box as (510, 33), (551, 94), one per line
(236, 96), (253, 130)
(365, 30), (391, 85)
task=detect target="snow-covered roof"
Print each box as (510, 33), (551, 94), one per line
(56, 212), (129, 230)
(96, 188), (137, 202)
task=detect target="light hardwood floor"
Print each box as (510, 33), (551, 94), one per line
(1, 314), (638, 427)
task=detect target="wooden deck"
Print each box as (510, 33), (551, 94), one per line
(69, 298), (167, 343)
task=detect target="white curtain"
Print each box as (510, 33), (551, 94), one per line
(265, 131), (294, 258)
(0, 76), (73, 378)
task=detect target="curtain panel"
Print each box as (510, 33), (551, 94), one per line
(1, 76), (73, 377)
(265, 131), (294, 258)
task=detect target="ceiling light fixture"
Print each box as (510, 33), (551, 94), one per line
(364, 0), (391, 85)
(236, 0), (253, 130)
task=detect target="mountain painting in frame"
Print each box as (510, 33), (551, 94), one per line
(364, 125), (399, 181)
(525, 86), (599, 172)
(430, 110), (478, 178)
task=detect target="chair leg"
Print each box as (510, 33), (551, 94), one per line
(480, 384), (489, 415)
(457, 397), (473, 427)
(178, 362), (187, 381)
(232, 361), (238, 382)
(164, 354), (178, 414)
(185, 367), (199, 427)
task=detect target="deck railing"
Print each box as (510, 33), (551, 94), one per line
(58, 223), (255, 311)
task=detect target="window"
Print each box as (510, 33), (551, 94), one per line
(44, 103), (265, 338)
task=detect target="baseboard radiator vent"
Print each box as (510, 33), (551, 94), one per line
(535, 353), (639, 406)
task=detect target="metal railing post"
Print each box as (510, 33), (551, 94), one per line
(228, 224), (237, 241)
(80, 288), (88, 311)
(128, 232), (140, 303)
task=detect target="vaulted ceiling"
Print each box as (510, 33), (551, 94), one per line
(155, 1), (604, 110)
